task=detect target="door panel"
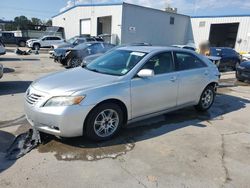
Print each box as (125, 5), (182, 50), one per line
(130, 52), (178, 118)
(131, 73), (178, 118)
(174, 52), (209, 105)
(177, 68), (208, 105)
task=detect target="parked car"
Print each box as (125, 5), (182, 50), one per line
(0, 32), (29, 47)
(25, 46), (220, 141)
(209, 47), (241, 70)
(241, 53), (250, 62)
(54, 42), (115, 68)
(26, 36), (64, 50)
(0, 64), (3, 79)
(236, 61), (250, 82)
(0, 40), (6, 55)
(81, 43), (152, 66)
(51, 36), (104, 50)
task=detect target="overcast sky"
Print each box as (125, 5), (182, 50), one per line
(0, 0), (250, 20)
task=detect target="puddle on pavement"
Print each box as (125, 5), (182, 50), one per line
(37, 109), (216, 162)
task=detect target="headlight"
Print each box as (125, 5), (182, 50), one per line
(65, 51), (71, 57)
(238, 65), (245, 70)
(43, 96), (85, 107)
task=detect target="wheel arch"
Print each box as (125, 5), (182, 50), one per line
(83, 98), (128, 133)
(33, 43), (41, 47)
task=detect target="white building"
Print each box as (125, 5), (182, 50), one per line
(191, 15), (250, 52)
(52, 2), (193, 45)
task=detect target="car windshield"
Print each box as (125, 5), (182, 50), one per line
(85, 50), (147, 76)
(74, 43), (92, 50)
(67, 37), (77, 44)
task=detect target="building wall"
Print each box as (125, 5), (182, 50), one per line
(121, 3), (193, 46)
(191, 16), (250, 52)
(52, 4), (122, 42)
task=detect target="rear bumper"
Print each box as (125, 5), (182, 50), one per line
(24, 101), (95, 137)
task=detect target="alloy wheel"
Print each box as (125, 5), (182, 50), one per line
(201, 89), (214, 109)
(94, 109), (119, 138)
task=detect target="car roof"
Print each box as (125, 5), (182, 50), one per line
(117, 46), (192, 53)
(210, 47), (234, 50)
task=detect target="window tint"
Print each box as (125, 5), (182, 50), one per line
(142, 52), (174, 75)
(175, 52), (206, 71)
(51, 37), (61, 40)
(3, 33), (13, 38)
(86, 38), (95, 42)
(95, 38), (104, 42)
(88, 43), (104, 53)
(170, 17), (175, 25)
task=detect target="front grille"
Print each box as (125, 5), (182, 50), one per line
(26, 93), (43, 105)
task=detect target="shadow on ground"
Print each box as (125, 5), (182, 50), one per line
(3, 68), (15, 73)
(0, 131), (16, 173)
(35, 92), (250, 161)
(0, 58), (39, 61)
(0, 81), (32, 95)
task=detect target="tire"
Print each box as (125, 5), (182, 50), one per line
(19, 41), (26, 47)
(236, 71), (244, 82)
(195, 85), (215, 112)
(67, 58), (81, 68)
(84, 103), (124, 141)
(33, 43), (40, 51)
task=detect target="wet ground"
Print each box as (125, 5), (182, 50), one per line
(0, 50), (250, 188)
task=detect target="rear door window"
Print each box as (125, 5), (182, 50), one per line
(174, 52), (207, 71)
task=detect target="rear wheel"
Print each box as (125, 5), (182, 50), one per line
(236, 71), (244, 82)
(19, 41), (26, 47)
(84, 103), (123, 141)
(195, 85), (215, 112)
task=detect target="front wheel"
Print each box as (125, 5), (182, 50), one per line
(84, 103), (124, 141)
(195, 85), (215, 112)
(67, 58), (81, 68)
(33, 44), (40, 51)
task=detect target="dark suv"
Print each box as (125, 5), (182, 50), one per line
(210, 47), (241, 71)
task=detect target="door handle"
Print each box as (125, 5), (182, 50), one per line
(204, 71), (209, 76)
(170, 76), (177, 82)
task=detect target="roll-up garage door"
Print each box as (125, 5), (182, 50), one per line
(80, 19), (91, 35)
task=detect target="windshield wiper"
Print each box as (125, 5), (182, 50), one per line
(85, 67), (101, 73)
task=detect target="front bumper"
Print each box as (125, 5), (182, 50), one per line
(236, 69), (250, 80)
(24, 100), (95, 137)
(26, 43), (33, 48)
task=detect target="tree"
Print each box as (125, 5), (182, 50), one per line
(31, 17), (42, 26)
(45, 19), (52, 26)
(14, 15), (32, 30)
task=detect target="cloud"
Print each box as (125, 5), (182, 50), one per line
(59, 0), (250, 14)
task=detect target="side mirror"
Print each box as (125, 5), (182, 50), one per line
(137, 69), (154, 78)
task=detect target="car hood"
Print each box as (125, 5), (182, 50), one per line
(27, 39), (39, 43)
(54, 43), (73, 49)
(240, 61), (250, 69)
(32, 67), (120, 95)
(54, 47), (74, 56)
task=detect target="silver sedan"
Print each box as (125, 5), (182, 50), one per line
(25, 46), (220, 141)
